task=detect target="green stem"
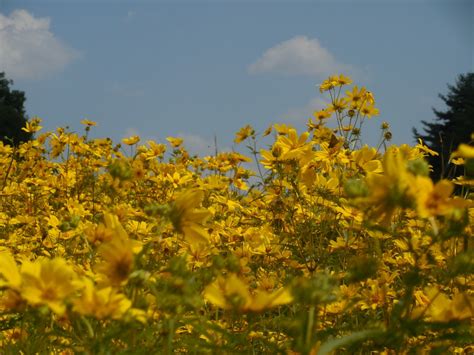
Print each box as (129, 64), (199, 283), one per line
(305, 305), (315, 350)
(167, 317), (176, 354)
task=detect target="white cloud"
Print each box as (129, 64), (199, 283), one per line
(0, 9), (79, 80)
(177, 132), (232, 157)
(249, 36), (350, 77)
(283, 96), (328, 123)
(178, 133), (216, 157)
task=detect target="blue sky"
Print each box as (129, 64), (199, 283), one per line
(0, 0), (472, 154)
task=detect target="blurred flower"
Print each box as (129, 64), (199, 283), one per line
(21, 258), (78, 315)
(96, 235), (135, 286)
(73, 279), (132, 320)
(0, 251), (22, 289)
(122, 135), (140, 145)
(412, 287), (474, 322)
(203, 274), (292, 312)
(169, 189), (211, 246)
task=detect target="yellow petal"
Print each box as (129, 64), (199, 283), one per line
(182, 224), (210, 246)
(0, 251), (21, 289)
(203, 280), (229, 309)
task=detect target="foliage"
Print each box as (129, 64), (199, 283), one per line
(0, 72), (33, 146)
(414, 73), (474, 181)
(0, 76), (472, 354)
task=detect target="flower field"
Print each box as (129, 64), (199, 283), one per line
(0, 75), (472, 354)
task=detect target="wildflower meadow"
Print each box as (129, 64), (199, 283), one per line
(0, 75), (472, 354)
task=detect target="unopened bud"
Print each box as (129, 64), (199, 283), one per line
(407, 158), (430, 176)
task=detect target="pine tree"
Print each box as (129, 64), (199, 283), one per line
(413, 73), (474, 181)
(0, 72), (32, 146)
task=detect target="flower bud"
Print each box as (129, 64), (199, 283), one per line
(406, 158), (430, 176)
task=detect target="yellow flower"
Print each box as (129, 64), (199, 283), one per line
(413, 287), (474, 322)
(203, 274), (292, 312)
(336, 74), (352, 86)
(262, 124), (273, 137)
(0, 250), (22, 289)
(414, 289), (431, 307)
(122, 135), (140, 145)
(169, 189), (211, 246)
(329, 235), (361, 252)
(103, 213), (143, 253)
(165, 171), (192, 189)
(49, 132), (67, 158)
(21, 117), (43, 133)
(365, 147), (415, 224)
(313, 108), (332, 121)
(273, 123), (292, 135)
(359, 102), (379, 118)
(132, 159), (147, 180)
(144, 140), (166, 160)
(20, 258), (78, 315)
(365, 91), (375, 105)
(73, 279), (132, 320)
(275, 128), (313, 162)
(351, 145), (382, 173)
(166, 136), (184, 148)
(359, 279), (394, 311)
(80, 119), (97, 127)
(234, 124), (255, 144)
(416, 139), (439, 156)
(203, 274), (250, 310)
(249, 287), (293, 312)
(346, 86), (367, 106)
(328, 98), (348, 112)
(451, 143), (474, 159)
(96, 236), (135, 286)
(319, 76), (338, 92)
(0, 289), (25, 312)
(412, 177), (469, 218)
(319, 74), (350, 93)
(86, 223), (114, 245)
(94, 213), (142, 286)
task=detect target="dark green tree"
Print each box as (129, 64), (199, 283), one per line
(413, 73), (474, 181)
(0, 72), (32, 146)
